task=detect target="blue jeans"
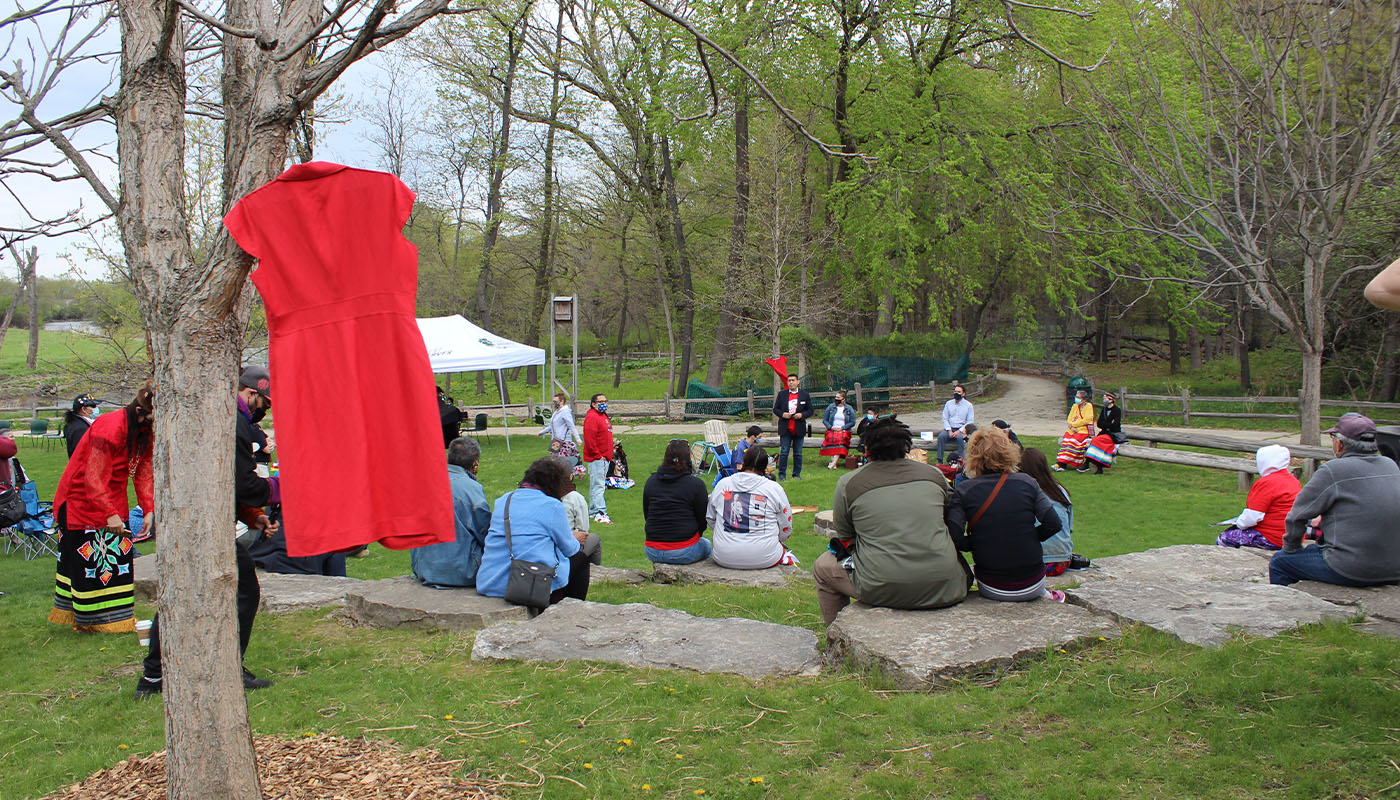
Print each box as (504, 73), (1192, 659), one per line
(778, 429), (804, 479)
(586, 459), (608, 516)
(936, 431), (965, 464)
(1269, 545), (1388, 587)
(645, 537), (713, 565)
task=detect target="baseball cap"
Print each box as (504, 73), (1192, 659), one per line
(239, 365), (272, 400)
(1323, 412), (1376, 441)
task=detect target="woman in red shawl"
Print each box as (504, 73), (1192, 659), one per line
(48, 384), (156, 633)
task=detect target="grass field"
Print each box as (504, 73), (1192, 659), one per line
(4, 435), (1400, 798)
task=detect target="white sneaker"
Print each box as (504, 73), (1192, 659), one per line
(592, 513), (613, 524)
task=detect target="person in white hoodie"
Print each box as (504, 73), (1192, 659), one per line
(707, 446), (795, 569)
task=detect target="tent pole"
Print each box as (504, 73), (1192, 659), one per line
(499, 368), (511, 452)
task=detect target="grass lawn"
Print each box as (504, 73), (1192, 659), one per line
(4, 434), (1399, 799)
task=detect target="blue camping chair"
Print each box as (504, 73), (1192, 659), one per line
(4, 479), (57, 560)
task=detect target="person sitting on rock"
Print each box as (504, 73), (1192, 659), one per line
(708, 447), (795, 570)
(562, 486), (603, 567)
(1019, 447), (1090, 575)
(476, 456), (590, 605)
(642, 440), (712, 565)
(947, 428), (1066, 603)
(1216, 445), (1300, 551)
(410, 437), (491, 588)
(1270, 413), (1400, 587)
(812, 417), (969, 626)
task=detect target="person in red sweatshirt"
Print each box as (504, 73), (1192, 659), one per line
(583, 393), (614, 524)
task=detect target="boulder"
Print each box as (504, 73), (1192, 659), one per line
(1081, 544), (1269, 584)
(134, 554), (365, 613)
(589, 565), (650, 585)
(1066, 579), (1352, 647)
(346, 577), (528, 631)
(256, 573), (365, 613)
(651, 559), (808, 588)
(813, 510), (835, 537)
(824, 597), (1118, 689)
(472, 600), (822, 678)
(1289, 581), (1400, 623)
(133, 554), (156, 601)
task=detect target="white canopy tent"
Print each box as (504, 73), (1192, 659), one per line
(416, 315), (546, 451)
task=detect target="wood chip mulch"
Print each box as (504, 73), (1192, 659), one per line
(44, 735), (504, 800)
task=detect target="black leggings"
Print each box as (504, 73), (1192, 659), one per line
(548, 551), (591, 604)
(142, 541), (260, 680)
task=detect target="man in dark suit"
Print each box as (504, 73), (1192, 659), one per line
(771, 373), (813, 481)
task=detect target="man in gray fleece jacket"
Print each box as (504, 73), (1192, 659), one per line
(1270, 413), (1400, 586)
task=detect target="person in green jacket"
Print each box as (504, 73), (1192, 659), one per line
(812, 417), (970, 625)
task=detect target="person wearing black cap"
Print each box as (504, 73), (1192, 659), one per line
(62, 394), (100, 457)
(991, 419), (1020, 448)
(1269, 413), (1400, 587)
(136, 366), (278, 698)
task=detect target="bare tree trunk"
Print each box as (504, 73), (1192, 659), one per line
(118, 0), (260, 794)
(1188, 326), (1202, 369)
(659, 135), (695, 397)
(0, 269), (23, 351)
(613, 212), (632, 389)
(526, 3), (565, 389)
(475, 9), (527, 395)
(705, 86), (749, 386)
(1300, 346), (1322, 446)
(1167, 320), (1180, 374)
(23, 246), (38, 368)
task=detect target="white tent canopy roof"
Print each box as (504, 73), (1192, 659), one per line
(416, 314), (545, 373)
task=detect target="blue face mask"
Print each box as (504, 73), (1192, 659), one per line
(597, 402), (609, 413)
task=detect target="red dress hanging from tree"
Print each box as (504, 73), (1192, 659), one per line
(225, 162), (453, 556)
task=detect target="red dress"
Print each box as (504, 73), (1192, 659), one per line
(224, 162), (453, 556)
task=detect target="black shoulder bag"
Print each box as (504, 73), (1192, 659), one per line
(502, 491), (556, 609)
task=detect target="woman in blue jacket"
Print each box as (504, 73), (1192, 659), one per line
(477, 457), (590, 605)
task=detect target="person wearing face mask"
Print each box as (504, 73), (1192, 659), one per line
(1054, 390), (1096, 471)
(583, 393), (614, 524)
(63, 393), (101, 457)
(936, 385), (974, 465)
(136, 367), (276, 697)
(49, 383), (156, 634)
(821, 390), (857, 470)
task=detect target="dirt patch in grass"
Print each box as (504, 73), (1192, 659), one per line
(43, 735), (501, 800)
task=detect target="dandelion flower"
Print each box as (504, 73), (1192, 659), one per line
(750, 777), (765, 784)
(584, 763), (594, 770)
(642, 785), (651, 791)
(617, 746), (625, 752)
(444, 714), (454, 720)
(519, 739), (529, 744)
(675, 754), (684, 760)
(694, 790), (706, 796)
(117, 744), (128, 750)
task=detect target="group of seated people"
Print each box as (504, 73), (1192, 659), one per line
(812, 418), (1088, 624)
(404, 408), (1399, 618)
(1214, 413), (1400, 590)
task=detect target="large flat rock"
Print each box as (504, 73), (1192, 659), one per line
(1083, 545), (1269, 584)
(813, 510), (835, 537)
(589, 565), (649, 585)
(472, 600), (822, 678)
(346, 577), (528, 631)
(256, 573), (365, 612)
(651, 559), (808, 588)
(133, 555), (363, 612)
(1290, 581), (1400, 622)
(824, 597), (1118, 689)
(1066, 579), (1352, 647)
(133, 554), (156, 601)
